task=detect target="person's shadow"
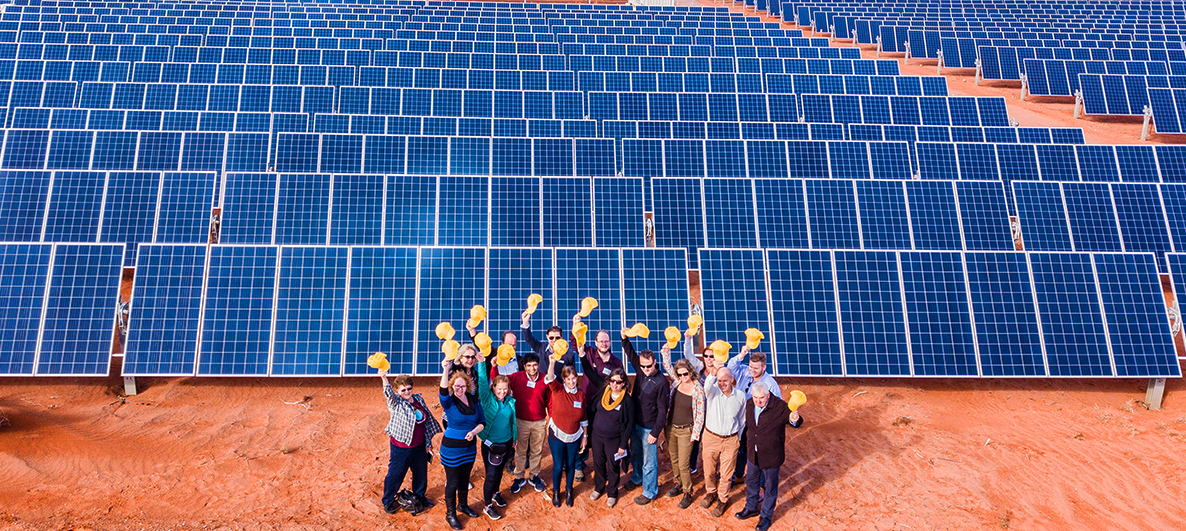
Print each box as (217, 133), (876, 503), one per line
(769, 385), (922, 520)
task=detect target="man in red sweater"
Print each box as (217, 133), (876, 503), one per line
(508, 351), (549, 494)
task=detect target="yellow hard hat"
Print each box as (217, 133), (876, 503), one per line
(744, 328), (765, 350)
(474, 332), (493, 356)
(442, 339), (461, 360)
(686, 315), (703, 335)
(496, 344), (516, 366)
(552, 338), (570, 359)
(367, 352), (390, 372)
(578, 296), (599, 317)
(663, 326), (681, 349)
(788, 390), (807, 412)
(573, 322), (588, 348)
(435, 322), (456, 340)
(624, 323), (650, 339)
(709, 340), (732, 363)
(467, 305), (487, 329)
(525, 293), (544, 315)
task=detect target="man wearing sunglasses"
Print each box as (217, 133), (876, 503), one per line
(620, 331), (669, 505)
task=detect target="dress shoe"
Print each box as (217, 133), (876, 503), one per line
(565, 489), (575, 507)
(756, 517), (772, 531)
(736, 508), (761, 520)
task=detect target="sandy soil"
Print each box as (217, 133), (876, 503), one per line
(3, 4), (1186, 531)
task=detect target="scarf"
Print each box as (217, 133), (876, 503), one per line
(602, 386), (625, 411)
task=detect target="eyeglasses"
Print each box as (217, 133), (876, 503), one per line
(639, 363), (654, 369)
(677, 372), (690, 377)
(610, 379), (625, 385)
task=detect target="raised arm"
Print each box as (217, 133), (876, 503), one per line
(380, 369), (399, 409)
(581, 346), (606, 390)
(683, 329), (703, 374)
(476, 357), (492, 404)
(726, 344), (750, 376)
(659, 345), (677, 384)
(440, 358), (454, 390)
(622, 334), (640, 372)
(520, 310), (543, 354)
(544, 351), (558, 384)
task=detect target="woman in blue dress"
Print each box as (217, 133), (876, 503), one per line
(440, 345), (486, 530)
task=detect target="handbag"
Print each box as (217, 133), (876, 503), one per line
(485, 440), (510, 466)
(396, 489), (426, 515)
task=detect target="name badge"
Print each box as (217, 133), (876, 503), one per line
(601, 368), (611, 375)
(613, 404), (620, 411)
(527, 380), (536, 388)
(573, 401), (582, 409)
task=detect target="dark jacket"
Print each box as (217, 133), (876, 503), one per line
(521, 323), (578, 371)
(744, 394), (803, 470)
(622, 337), (669, 439)
(586, 387), (637, 451)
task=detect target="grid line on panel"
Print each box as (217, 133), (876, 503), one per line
(704, 178), (757, 248)
(345, 247), (418, 376)
(806, 179), (861, 249)
(198, 245), (277, 376)
(44, 171), (107, 244)
(1112, 183), (1174, 261)
(0, 244), (52, 376)
(491, 176), (542, 246)
(330, 174), (384, 246)
(592, 177), (644, 247)
(965, 252), (1046, 376)
(900, 251), (978, 376)
(220, 173), (278, 245)
(156, 172), (216, 246)
(1093, 253), (1180, 377)
(272, 246), (348, 376)
(99, 171), (160, 266)
(1027, 252), (1112, 377)
(855, 180), (910, 250)
(766, 249), (843, 376)
(755, 179), (808, 249)
(954, 181), (1014, 251)
(385, 175), (437, 246)
(1062, 182), (1123, 252)
(123, 244), (206, 376)
(438, 176), (489, 246)
(1014, 181), (1073, 252)
(36, 243), (124, 376)
(0, 170), (51, 242)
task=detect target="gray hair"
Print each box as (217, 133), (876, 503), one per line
(751, 381), (769, 396)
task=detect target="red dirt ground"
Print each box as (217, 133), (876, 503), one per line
(3, 3), (1186, 531)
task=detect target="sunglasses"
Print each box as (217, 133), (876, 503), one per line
(639, 363), (654, 369)
(547, 336), (562, 341)
(677, 372), (690, 377)
(397, 387), (413, 393)
(461, 355), (475, 359)
(610, 379), (625, 385)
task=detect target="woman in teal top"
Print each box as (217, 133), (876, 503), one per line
(477, 352), (518, 521)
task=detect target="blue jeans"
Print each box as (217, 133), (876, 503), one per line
(629, 425), (659, 499)
(382, 442), (428, 509)
(744, 463), (780, 520)
(548, 434), (581, 492)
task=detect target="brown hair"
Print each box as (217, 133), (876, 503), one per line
(448, 371), (473, 393)
(639, 349), (656, 361)
(501, 330), (517, 343)
(560, 366), (579, 381)
(393, 375), (413, 389)
(673, 358), (693, 376)
(748, 352), (767, 365)
(491, 374), (510, 391)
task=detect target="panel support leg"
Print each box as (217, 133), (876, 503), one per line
(1145, 378), (1166, 410)
(1073, 90), (1083, 119)
(124, 376), (138, 396)
(936, 49), (944, 75)
(1020, 73), (1028, 101)
(903, 41), (911, 64)
(876, 35), (881, 57)
(1141, 106), (1153, 141)
(974, 58), (982, 85)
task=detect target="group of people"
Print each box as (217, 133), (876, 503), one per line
(378, 309), (804, 531)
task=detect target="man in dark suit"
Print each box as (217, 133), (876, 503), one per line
(735, 382), (803, 531)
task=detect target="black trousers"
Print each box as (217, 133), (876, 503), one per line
(734, 431), (748, 480)
(590, 435), (624, 498)
(443, 461), (475, 514)
(481, 443), (514, 506)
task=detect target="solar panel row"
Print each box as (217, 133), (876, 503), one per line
(123, 244), (689, 377)
(699, 248), (1180, 378)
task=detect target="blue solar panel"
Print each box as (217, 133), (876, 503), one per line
(123, 244), (205, 376)
(621, 248), (688, 352)
(699, 248), (772, 363)
(856, 179), (910, 249)
(835, 250), (910, 376)
(556, 248), (619, 354)
(704, 178), (757, 248)
(99, 171), (158, 266)
(1112, 183), (1173, 262)
(490, 176), (541, 246)
(906, 180), (964, 250)
(955, 181), (1015, 251)
(766, 249), (842, 376)
(1093, 253), (1179, 377)
(385, 175), (437, 246)
(37, 243), (123, 376)
(900, 251), (978, 376)
(44, 171), (105, 243)
(220, 173), (277, 244)
(755, 179), (809, 248)
(416, 247), (485, 374)
(1062, 182), (1123, 252)
(438, 176), (489, 246)
(592, 177), (644, 247)
(275, 173), (331, 245)
(271, 246), (348, 376)
(156, 172), (215, 246)
(1014, 181), (1073, 251)
(806, 179), (860, 249)
(0, 244), (52, 376)
(328, 174), (384, 246)
(652, 177), (704, 268)
(488, 247), (553, 342)
(345, 247), (418, 376)
(543, 177), (593, 247)
(198, 245), (277, 376)
(965, 252), (1047, 376)
(0, 170), (50, 242)
(1029, 252), (1113, 376)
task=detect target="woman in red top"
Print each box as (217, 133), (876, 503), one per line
(543, 352), (587, 508)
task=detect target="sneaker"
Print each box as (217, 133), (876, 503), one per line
(701, 496), (716, 509)
(468, 482), (474, 490)
(492, 492), (507, 508)
(590, 490), (603, 501)
(634, 495), (654, 505)
(510, 478), (526, 494)
(678, 492), (694, 509)
(483, 504), (502, 520)
(666, 485), (683, 498)
(530, 476), (547, 492)
(607, 497), (617, 508)
(574, 470), (585, 483)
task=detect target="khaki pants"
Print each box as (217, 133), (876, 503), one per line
(701, 430), (739, 502)
(665, 424), (693, 491)
(514, 418), (547, 479)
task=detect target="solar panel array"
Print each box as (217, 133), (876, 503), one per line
(701, 248), (1180, 378)
(124, 244), (689, 376)
(0, 0), (1172, 379)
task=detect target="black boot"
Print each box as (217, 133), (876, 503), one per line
(552, 488), (562, 507)
(416, 494), (436, 509)
(445, 512), (463, 530)
(457, 503), (479, 518)
(565, 489), (574, 507)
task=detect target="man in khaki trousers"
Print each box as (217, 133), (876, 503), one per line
(699, 367), (747, 517)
